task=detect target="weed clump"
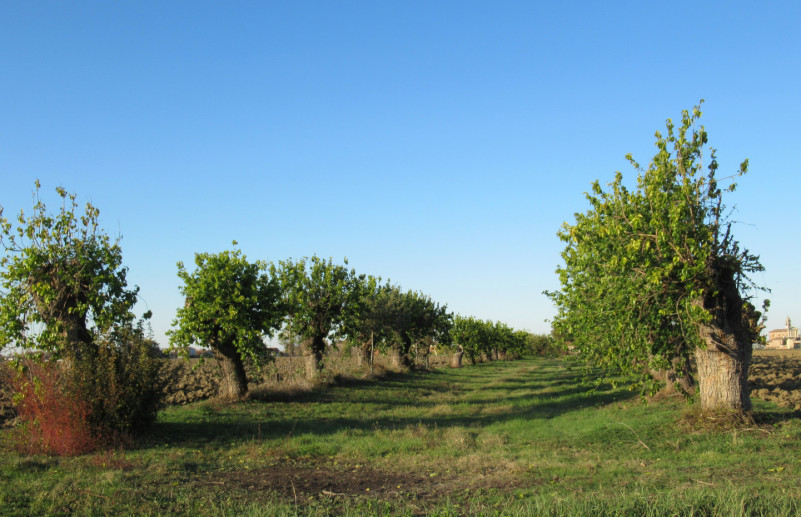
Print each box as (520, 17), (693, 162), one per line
(9, 324), (164, 456)
(10, 359), (96, 456)
(677, 405), (760, 432)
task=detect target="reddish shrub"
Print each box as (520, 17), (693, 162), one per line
(11, 360), (98, 456)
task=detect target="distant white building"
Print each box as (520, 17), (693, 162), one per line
(766, 317), (801, 349)
(168, 346), (214, 359)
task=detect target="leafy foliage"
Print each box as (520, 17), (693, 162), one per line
(0, 182), (138, 357)
(10, 320), (163, 455)
(273, 256), (365, 370)
(169, 246), (283, 397)
(1, 183), (162, 443)
(10, 359), (95, 456)
(342, 276), (393, 363)
(449, 315), (534, 362)
(546, 103), (765, 397)
(384, 287), (452, 367)
(525, 332), (560, 356)
(77, 320), (164, 434)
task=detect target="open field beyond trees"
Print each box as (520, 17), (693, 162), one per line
(3, 355), (801, 516)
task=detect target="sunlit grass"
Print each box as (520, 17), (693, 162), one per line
(3, 357), (801, 515)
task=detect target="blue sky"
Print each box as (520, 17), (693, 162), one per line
(1, 1), (799, 347)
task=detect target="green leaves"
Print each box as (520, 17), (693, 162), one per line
(450, 315), (529, 361)
(168, 247), (283, 365)
(0, 183), (138, 356)
(273, 255), (363, 345)
(546, 102), (765, 394)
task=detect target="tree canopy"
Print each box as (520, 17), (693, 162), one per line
(273, 256), (365, 372)
(546, 103), (765, 411)
(450, 316), (530, 363)
(384, 288), (452, 368)
(0, 182), (138, 358)
(169, 246), (283, 398)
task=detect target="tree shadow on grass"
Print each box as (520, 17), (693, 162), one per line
(139, 359), (641, 450)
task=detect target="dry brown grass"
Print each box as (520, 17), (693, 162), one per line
(675, 405), (762, 433)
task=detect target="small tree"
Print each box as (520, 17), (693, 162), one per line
(546, 103), (765, 412)
(344, 276), (392, 368)
(387, 289), (452, 368)
(273, 256), (364, 374)
(169, 247), (283, 398)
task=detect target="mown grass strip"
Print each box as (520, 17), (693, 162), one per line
(2, 357), (801, 516)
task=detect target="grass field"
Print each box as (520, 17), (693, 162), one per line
(3, 357), (801, 516)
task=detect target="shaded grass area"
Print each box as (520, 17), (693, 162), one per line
(3, 357), (801, 515)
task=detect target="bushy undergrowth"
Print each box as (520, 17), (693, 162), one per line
(73, 325), (165, 435)
(10, 360), (95, 456)
(9, 323), (164, 455)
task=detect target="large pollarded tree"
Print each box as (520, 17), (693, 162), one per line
(547, 103), (765, 413)
(0, 183), (138, 359)
(169, 247), (283, 398)
(0, 183), (163, 437)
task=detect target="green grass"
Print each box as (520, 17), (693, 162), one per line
(3, 357), (801, 515)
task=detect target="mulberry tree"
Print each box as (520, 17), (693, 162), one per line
(169, 247), (283, 398)
(547, 103), (765, 412)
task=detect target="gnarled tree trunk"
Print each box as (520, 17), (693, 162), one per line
(355, 341), (372, 367)
(399, 335), (414, 369)
(311, 334), (326, 370)
(693, 267), (754, 412)
(450, 345), (464, 368)
(695, 341), (750, 411)
(213, 341), (248, 399)
(385, 349), (402, 369)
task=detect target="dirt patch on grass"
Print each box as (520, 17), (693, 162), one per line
(198, 461), (457, 503)
(751, 350), (801, 410)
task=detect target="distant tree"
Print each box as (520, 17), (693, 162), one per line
(450, 317), (533, 362)
(508, 330), (532, 358)
(450, 316), (490, 364)
(386, 289), (452, 368)
(546, 103), (765, 412)
(344, 276), (394, 368)
(524, 332), (556, 356)
(169, 247), (283, 398)
(273, 256), (365, 374)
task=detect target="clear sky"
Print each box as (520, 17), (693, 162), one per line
(1, 1), (799, 348)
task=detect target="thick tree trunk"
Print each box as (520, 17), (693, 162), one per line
(693, 266), (754, 412)
(695, 341), (750, 411)
(355, 341), (372, 367)
(399, 336), (414, 369)
(307, 335), (325, 374)
(213, 342), (248, 399)
(303, 353), (318, 380)
(385, 349), (402, 369)
(62, 317), (95, 361)
(450, 346), (464, 368)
